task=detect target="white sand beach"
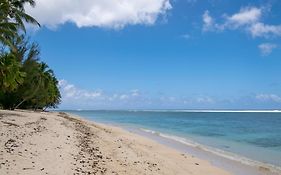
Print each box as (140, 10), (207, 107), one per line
(0, 110), (232, 175)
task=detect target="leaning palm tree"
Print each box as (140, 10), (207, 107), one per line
(13, 43), (42, 109)
(14, 62), (53, 109)
(13, 60), (41, 109)
(30, 63), (60, 110)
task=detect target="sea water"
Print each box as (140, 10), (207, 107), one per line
(64, 110), (281, 171)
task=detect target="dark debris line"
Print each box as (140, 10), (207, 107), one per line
(58, 112), (108, 175)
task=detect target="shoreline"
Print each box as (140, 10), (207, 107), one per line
(0, 110), (231, 175)
(129, 127), (281, 175)
(81, 120), (281, 175)
(64, 110), (281, 175)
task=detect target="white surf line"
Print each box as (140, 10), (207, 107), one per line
(140, 128), (281, 174)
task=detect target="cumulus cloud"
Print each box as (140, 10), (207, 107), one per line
(57, 80), (281, 109)
(58, 79), (146, 109)
(202, 6), (281, 38)
(59, 80), (103, 99)
(226, 7), (261, 27)
(249, 23), (281, 38)
(256, 94), (281, 103)
(26, 0), (172, 29)
(202, 10), (214, 31)
(258, 43), (277, 56)
(58, 80), (221, 109)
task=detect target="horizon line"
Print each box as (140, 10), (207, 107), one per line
(55, 109), (281, 113)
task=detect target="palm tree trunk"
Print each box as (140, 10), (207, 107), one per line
(14, 99), (26, 109)
(14, 77), (42, 109)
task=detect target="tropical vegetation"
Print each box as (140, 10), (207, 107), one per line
(0, 0), (61, 110)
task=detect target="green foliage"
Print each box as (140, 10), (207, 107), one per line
(29, 66), (61, 109)
(0, 1), (61, 110)
(0, 38), (61, 110)
(0, 52), (25, 92)
(0, 0), (40, 49)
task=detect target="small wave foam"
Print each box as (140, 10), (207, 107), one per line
(140, 128), (281, 174)
(141, 129), (199, 147)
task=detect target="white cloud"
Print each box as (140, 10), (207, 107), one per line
(58, 80), (281, 109)
(59, 80), (102, 99)
(26, 0), (172, 29)
(202, 6), (281, 38)
(58, 79), (144, 107)
(202, 10), (214, 31)
(256, 94), (281, 103)
(258, 43), (277, 56)
(249, 23), (281, 38)
(58, 80), (220, 109)
(226, 7), (261, 27)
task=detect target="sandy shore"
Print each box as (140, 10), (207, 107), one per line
(0, 110), (231, 175)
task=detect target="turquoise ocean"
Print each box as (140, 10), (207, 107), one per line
(64, 110), (281, 172)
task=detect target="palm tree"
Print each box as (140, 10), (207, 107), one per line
(6, 0), (40, 31)
(0, 0), (40, 47)
(0, 1), (61, 110)
(31, 65), (61, 110)
(45, 77), (61, 109)
(0, 53), (25, 92)
(0, 35), (35, 93)
(0, 0), (40, 92)
(14, 62), (53, 109)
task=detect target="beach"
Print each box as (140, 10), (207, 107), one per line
(0, 110), (231, 175)
(1, 1), (280, 175)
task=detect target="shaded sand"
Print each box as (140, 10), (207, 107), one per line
(0, 110), (230, 175)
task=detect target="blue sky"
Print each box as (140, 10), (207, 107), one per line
(27, 0), (281, 109)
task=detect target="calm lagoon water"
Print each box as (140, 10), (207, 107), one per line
(63, 110), (281, 169)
